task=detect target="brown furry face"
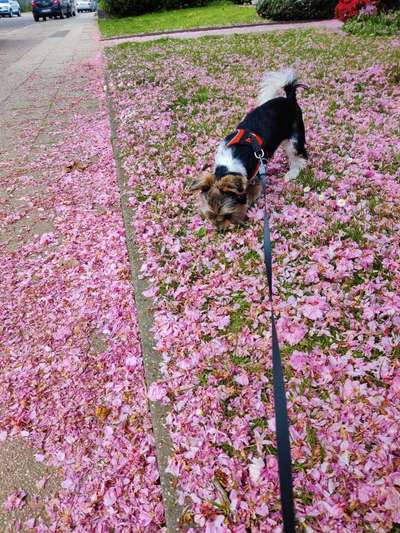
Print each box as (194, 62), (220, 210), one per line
(191, 172), (261, 229)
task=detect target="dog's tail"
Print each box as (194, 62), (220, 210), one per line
(257, 68), (300, 107)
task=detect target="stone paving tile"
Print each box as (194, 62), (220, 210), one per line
(0, 440), (60, 532)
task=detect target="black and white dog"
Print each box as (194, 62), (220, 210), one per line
(191, 68), (308, 229)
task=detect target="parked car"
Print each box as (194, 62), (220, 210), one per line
(10, 0), (22, 15)
(0, 0), (13, 16)
(67, 0), (76, 15)
(77, 0), (95, 12)
(31, 0), (68, 20)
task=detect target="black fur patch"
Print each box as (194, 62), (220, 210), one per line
(216, 93), (307, 179)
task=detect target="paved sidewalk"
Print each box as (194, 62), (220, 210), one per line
(1, 16), (99, 530)
(0, 12), (176, 532)
(103, 18), (343, 46)
(0, 15), (97, 160)
(0, 14), (137, 531)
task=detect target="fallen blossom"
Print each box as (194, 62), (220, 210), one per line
(3, 490), (27, 512)
(105, 30), (400, 532)
(249, 457), (265, 484)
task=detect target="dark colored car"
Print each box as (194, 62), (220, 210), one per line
(32, 0), (68, 20)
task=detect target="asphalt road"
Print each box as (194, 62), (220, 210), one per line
(0, 10), (97, 33)
(0, 14), (37, 64)
(0, 12), (35, 31)
(0, 12), (97, 107)
(0, 10), (96, 36)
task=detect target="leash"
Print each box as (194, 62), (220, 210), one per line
(255, 149), (296, 533)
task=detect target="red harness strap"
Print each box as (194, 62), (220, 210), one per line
(226, 128), (264, 149)
(226, 129), (265, 179)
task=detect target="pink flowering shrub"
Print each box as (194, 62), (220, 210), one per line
(359, 2), (379, 13)
(107, 30), (400, 531)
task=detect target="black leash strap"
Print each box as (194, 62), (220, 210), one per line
(258, 157), (296, 533)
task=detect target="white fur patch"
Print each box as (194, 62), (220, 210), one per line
(257, 68), (297, 107)
(283, 139), (307, 180)
(214, 142), (247, 177)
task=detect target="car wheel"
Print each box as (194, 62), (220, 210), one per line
(59, 10), (64, 18)
(8, 11), (12, 16)
(18, 9), (21, 15)
(34, 13), (39, 20)
(43, 16), (46, 20)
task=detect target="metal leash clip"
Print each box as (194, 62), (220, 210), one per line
(254, 150), (267, 193)
(254, 147), (265, 160)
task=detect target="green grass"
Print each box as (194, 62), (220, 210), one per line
(226, 291), (251, 334)
(344, 10), (400, 37)
(98, 0), (264, 38)
(296, 168), (330, 192)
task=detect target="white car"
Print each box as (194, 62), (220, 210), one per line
(10, 0), (21, 15)
(0, 0), (21, 16)
(77, 0), (95, 12)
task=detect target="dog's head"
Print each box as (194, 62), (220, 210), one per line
(191, 172), (248, 229)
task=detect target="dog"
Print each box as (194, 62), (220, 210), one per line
(191, 68), (308, 229)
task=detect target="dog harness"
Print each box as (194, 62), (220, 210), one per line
(226, 128), (264, 149)
(226, 129), (265, 179)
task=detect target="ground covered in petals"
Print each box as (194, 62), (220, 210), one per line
(107, 31), (400, 532)
(0, 57), (163, 530)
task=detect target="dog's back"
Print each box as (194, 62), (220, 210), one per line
(237, 97), (302, 159)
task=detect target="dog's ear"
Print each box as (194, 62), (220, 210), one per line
(217, 175), (247, 195)
(190, 172), (215, 192)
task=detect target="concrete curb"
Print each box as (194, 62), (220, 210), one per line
(100, 18), (340, 42)
(104, 73), (183, 532)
